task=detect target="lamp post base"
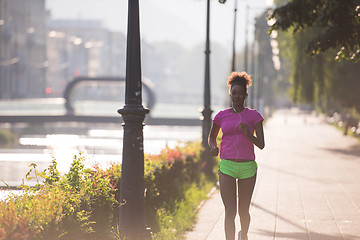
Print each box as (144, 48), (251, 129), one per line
(118, 105), (150, 240)
(200, 106), (214, 177)
(119, 227), (152, 240)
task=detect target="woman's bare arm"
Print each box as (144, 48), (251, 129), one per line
(208, 122), (220, 156)
(240, 121), (265, 149)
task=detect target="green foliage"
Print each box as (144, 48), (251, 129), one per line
(0, 141), (215, 240)
(1, 153), (120, 240)
(273, 0), (360, 115)
(151, 181), (213, 240)
(270, 0), (360, 61)
(326, 60), (360, 113)
(58, 155), (120, 240)
(44, 154), (61, 185)
(0, 129), (18, 148)
(144, 142), (215, 238)
(0, 185), (67, 240)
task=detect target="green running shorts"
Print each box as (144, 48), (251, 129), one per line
(219, 159), (257, 179)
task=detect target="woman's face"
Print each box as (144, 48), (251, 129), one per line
(230, 84), (247, 106)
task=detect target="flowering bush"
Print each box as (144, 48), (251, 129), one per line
(0, 141), (214, 240)
(1, 154), (120, 240)
(0, 186), (66, 240)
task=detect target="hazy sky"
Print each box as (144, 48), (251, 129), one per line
(46, 0), (274, 52)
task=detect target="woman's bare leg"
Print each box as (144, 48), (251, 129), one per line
(219, 172), (237, 240)
(237, 174), (256, 240)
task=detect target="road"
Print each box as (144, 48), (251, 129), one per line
(186, 108), (360, 240)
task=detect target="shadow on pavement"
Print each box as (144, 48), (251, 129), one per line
(322, 143), (360, 159)
(255, 230), (359, 240)
(259, 163), (344, 185)
(252, 203), (359, 240)
(252, 203), (306, 231)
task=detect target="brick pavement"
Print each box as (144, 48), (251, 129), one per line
(186, 108), (360, 240)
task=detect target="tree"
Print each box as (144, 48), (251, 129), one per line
(271, 0), (360, 114)
(269, 0), (360, 61)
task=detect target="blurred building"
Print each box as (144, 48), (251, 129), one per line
(46, 19), (126, 97)
(0, 0), (47, 99)
(0, 0), (127, 99)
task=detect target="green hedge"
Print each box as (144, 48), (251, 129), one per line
(0, 142), (215, 240)
(0, 129), (18, 148)
(144, 142), (214, 239)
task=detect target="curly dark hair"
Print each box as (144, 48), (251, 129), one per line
(227, 71), (253, 93)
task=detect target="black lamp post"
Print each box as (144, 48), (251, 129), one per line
(244, 5), (249, 72)
(219, 0), (238, 73)
(202, 0), (243, 175)
(117, 0), (151, 239)
(202, 0), (238, 175)
(201, 0), (213, 175)
(250, 22), (256, 109)
(201, 0), (212, 147)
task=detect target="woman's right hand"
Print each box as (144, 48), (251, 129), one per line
(211, 146), (219, 156)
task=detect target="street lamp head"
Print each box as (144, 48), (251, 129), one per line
(219, 0), (226, 3)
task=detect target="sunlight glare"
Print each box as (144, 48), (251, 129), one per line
(265, 0), (274, 7)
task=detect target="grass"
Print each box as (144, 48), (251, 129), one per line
(152, 180), (214, 240)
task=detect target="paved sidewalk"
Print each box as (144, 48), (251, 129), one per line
(186, 108), (360, 240)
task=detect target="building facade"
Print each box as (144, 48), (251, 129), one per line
(46, 19), (126, 97)
(0, 0), (47, 99)
(0, 1), (127, 99)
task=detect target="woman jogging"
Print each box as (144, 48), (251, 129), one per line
(208, 71), (265, 240)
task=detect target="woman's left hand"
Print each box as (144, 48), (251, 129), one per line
(240, 123), (249, 136)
